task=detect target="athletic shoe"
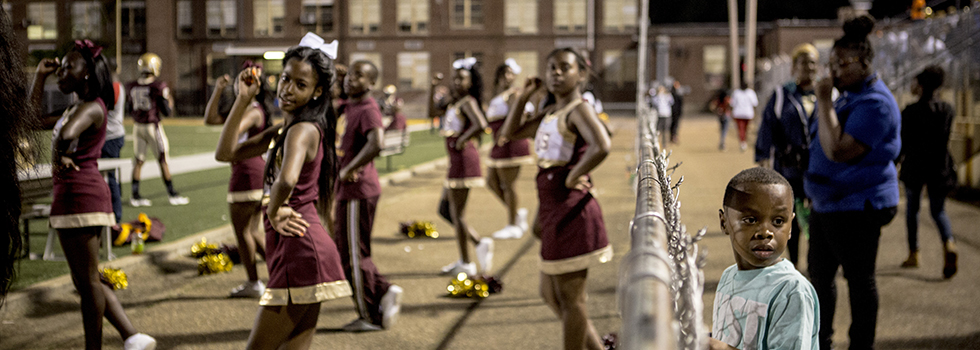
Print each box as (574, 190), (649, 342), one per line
(492, 225), (523, 240)
(123, 333), (156, 350)
(130, 198), (151, 207)
(475, 238), (494, 274)
(380, 285), (404, 329)
(449, 262), (477, 277)
(739, 142), (748, 152)
(229, 280), (265, 298)
(943, 241), (958, 279)
(440, 259), (464, 275)
(168, 195), (189, 206)
(341, 318), (382, 332)
(517, 208), (529, 233)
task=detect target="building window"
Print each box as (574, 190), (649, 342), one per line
(349, 52), (383, 87)
(452, 51), (484, 68)
(604, 0), (637, 33)
(397, 0), (428, 34)
(301, 0), (335, 34)
(207, 0), (238, 38)
(177, 0), (193, 37)
(349, 0), (380, 35)
(603, 49), (637, 87)
(121, 1), (146, 39)
(397, 52), (429, 90)
(505, 0), (536, 34)
(703, 45), (726, 87)
(27, 2), (57, 40)
(451, 0), (483, 29)
(504, 51), (538, 84)
(254, 0), (285, 37)
(72, 2), (103, 40)
(554, 0), (586, 33)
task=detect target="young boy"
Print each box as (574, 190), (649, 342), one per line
(334, 60), (402, 332)
(711, 167), (819, 350)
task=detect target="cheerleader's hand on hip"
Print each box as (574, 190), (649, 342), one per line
(566, 175), (591, 192)
(269, 206), (309, 237)
(58, 156), (80, 172)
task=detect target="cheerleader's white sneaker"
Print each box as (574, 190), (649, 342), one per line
(492, 225), (523, 240)
(440, 259), (464, 275)
(229, 280), (265, 298)
(124, 333), (156, 350)
(517, 208), (529, 232)
(475, 238), (494, 274)
(380, 285), (403, 329)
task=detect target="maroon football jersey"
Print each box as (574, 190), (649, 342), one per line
(126, 80), (169, 124)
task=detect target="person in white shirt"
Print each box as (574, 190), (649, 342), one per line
(730, 82), (759, 151)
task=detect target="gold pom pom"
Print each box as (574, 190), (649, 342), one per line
(190, 238), (220, 258)
(446, 272), (492, 299)
(100, 268), (128, 290)
(198, 253), (234, 275)
(402, 221), (439, 239)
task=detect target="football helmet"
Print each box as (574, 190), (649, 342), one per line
(138, 53), (162, 77)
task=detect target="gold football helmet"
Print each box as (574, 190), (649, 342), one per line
(137, 53), (162, 77)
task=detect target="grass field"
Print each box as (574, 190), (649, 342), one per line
(13, 121), (454, 291)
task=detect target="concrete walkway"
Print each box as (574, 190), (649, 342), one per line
(1, 115), (978, 349)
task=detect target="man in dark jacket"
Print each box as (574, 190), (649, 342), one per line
(754, 43), (820, 265)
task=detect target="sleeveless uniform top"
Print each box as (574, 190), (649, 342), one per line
(533, 99), (612, 275)
(441, 96), (485, 188)
(49, 98), (115, 228)
(227, 102), (267, 203)
(486, 91), (532, 167)
(260, 123), (352, 306)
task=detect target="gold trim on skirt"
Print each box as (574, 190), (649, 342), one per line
(540, 245), (614, 275)
(259, 280), (353, 306)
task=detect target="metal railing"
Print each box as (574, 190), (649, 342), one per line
(619, 107), (707, 349)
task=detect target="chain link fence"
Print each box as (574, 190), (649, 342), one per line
(619, 108), (707, 349)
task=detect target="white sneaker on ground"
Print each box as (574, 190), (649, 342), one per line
(517, 208), (529, 233)
(492, 225), (523, 240)
(124, 333), (156, 350)
(475, 238), (494, 274)
(440, 259), (464, 275)
(449, 262), (477, 277)
(168, 195), (189, 206)
(380, 285), (403, 329)
(130, 198), (151, 207)
(229, 280), (265, 298)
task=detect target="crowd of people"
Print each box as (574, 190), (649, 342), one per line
(0, 3), (966, 348)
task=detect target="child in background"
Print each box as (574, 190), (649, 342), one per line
(204, 61), (275, 298)
(334, 60), (403, 331)
(711, 167), (818, 350)
(431, 58), (493, 276)
(500, 48), (613, 350)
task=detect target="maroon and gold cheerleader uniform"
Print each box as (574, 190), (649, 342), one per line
(485, 91), (532, 168)
(227, 102), (267, 203)
(49, 98), (115, 229)
(534, 99), (613, 275)
(260, 125), (352, 305)
(441, 96), (484, 188)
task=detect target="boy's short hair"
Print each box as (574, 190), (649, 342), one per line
(723, 167), (793, 207)
(351, 60), (379, 84)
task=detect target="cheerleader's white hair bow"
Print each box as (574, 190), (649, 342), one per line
(504, 58), (522, 74)
(452, 57), (478, 70)
(298, 32), (338, 60)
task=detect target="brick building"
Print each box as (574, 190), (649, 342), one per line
(3, 0), (842, 116)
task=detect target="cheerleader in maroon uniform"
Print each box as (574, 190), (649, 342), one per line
(430, 58), (494, 276)
(205, 61), (278, 298)
(29, 41), (156, 350)
(486, 59), (533, 240)
(215, 33), (350, 349)
(500, 48), (613, 350)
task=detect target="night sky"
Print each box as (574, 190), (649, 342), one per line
(647, 0), (967, 23)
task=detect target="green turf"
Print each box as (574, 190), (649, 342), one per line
(33, 125), (222, 164)
(12, 127), (453, 291)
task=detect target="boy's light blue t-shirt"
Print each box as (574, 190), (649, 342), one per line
(711, 259), (820, 350)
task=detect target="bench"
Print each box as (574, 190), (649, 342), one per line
(379, 128), (410, 171)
